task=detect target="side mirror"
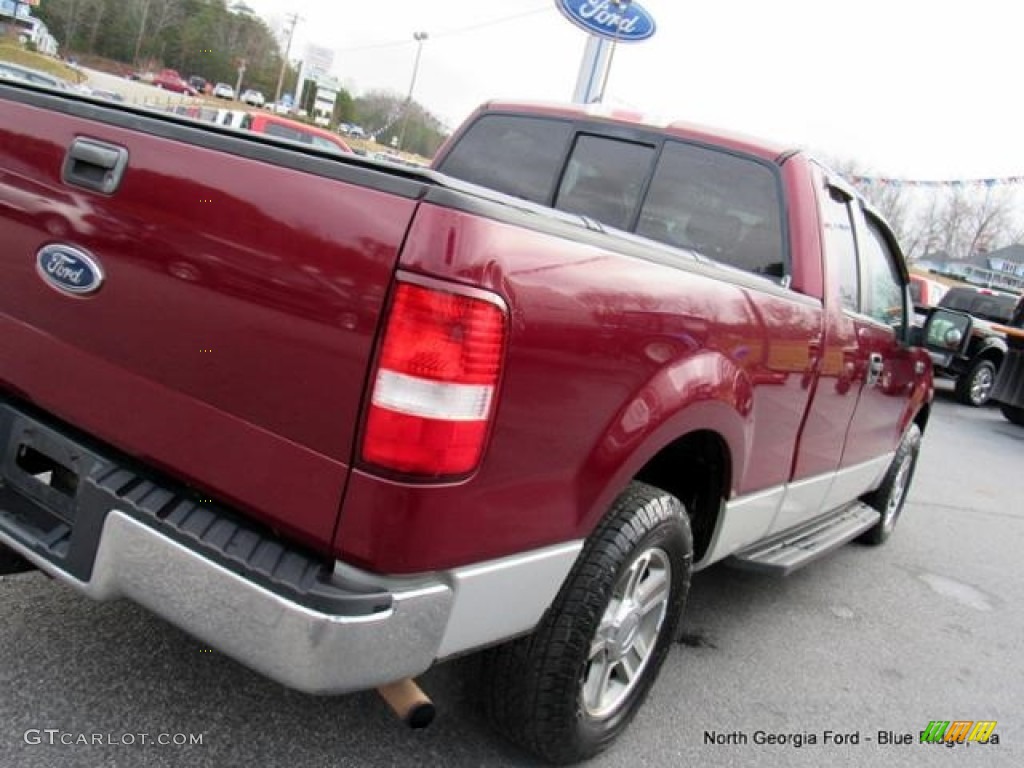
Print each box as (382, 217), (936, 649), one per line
(921, 308), (972, 358)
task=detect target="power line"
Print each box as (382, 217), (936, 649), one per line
(335, 5), (552, 54)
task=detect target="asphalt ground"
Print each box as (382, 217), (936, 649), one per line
(1, 380), (1021, 767)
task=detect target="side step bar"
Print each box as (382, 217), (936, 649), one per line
(726, 502), (881, 575)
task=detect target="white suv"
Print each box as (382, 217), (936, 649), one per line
(241, 89), (265, 107)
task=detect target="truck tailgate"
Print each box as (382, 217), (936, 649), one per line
(0, 93), (422, 549)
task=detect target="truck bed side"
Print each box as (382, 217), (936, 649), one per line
(1, 86), (424, 549)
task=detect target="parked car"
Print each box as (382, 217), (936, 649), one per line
(212, 82), (235, 100)
(187, 75), (207, 94)
(0, 62), (79, 93)
(241, 112), (352, 154)
(240, 89), (265, 107)
(927, 285), (1018, 405)
(909, 274), (949, 319)
(339, 123), (367, 139)
(152, 69), (197, 95)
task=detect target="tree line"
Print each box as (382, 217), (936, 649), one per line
(35, 0), (449, 157)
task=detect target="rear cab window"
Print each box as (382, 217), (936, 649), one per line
(438, 112), (789, 283)
(436, 115), (572, 204)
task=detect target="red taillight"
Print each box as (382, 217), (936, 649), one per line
(360, 281), (507, 477)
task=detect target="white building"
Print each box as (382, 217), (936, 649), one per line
(0, 1), (59, 56)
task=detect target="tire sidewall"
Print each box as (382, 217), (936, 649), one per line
(868, 424), (921, 543)
(961, 360), (996, 406)
(570, 499), (692, 756)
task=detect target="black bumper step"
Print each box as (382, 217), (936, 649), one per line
(0, 400), (391, 616)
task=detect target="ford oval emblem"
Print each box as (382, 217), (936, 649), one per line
(35, 244), (105, 296)
(556, 0), (657, 43)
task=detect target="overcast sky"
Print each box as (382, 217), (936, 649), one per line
(242, 0), (1020, 180)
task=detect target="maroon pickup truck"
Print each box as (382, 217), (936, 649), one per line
(1, 85), (935, 762)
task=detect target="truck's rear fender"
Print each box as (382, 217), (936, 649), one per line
(579, 367), (749, 562)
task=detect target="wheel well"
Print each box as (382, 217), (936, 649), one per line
(634, 430), (730, 562)
(974, 348), (1004, 366)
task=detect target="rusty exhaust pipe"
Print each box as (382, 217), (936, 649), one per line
(376, 678), (435, 729)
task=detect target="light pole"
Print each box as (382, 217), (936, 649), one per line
(397, 31), (428, 152)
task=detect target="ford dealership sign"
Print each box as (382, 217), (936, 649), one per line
(556, 0), (656, 43)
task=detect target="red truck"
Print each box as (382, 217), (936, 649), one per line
(1, 85), (938, 762)
(151, 68), (198, 96)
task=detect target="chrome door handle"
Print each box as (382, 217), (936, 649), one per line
(866, 353), (884, 387)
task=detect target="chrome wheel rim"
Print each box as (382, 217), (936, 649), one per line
(883, 453), (913, 530)
(970, 367), (994, 405)
(582, 547), (671, 719)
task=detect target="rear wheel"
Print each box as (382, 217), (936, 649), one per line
(481, 482), (692, 764)
(859, 424), (922, 545)
(1001, 403), (1024, 426)
(955, 359), (997, 406)
(0, 544), (35, 576)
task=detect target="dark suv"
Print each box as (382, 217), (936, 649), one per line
(930, 286), (1019, 406)
(991, 298), (1024, 425)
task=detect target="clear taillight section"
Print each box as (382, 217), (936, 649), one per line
(360, 282), (507, 477)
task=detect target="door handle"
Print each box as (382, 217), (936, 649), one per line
(866, 353), (884, 387)
(62, 138), (129, 194)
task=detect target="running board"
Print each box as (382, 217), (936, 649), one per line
(726, 503), (881, 575)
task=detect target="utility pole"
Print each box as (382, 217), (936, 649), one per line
(397, 31), (428, 152)
(133, 0), (151, 65)
(274, 12), (301, 107)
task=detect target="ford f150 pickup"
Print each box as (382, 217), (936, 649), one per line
(1, 85), (935, 763)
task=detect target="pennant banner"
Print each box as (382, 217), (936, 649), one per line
(850, 175), (1024, 189)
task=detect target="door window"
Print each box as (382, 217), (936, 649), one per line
(858, 215), (906, 331)
(820, 187), (859, 312)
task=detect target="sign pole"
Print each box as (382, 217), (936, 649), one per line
(561, 0), (650, 104)
(572, 35), (612, 104)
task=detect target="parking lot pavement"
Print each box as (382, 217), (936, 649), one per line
(1, 383), (1021, 767)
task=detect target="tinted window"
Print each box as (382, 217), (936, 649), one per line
(821, 188), (859, 312)
(554, 135), (655, 231)
(859, 216), (905, 330)
(637, 142), (785, 277)
(263, 123), (312, 144)
(939, 289), (1017, 323)
(311, 135), (344, 153)
(438, 115), (572, 204)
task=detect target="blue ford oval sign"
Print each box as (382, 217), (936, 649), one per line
(36, 244), (105, 296)
(556, 0), (656, 43)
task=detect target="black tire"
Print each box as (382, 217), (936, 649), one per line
(1001, 403), (1024, 426)
(859, 424), (922, 545)
(0, 544), (35, 576)
(481, 482), (692, 764)
(955, 359), (997, 406)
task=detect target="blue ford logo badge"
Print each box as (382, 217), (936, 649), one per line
(36, 244), (105, 296)
(556, 0), (657, 43)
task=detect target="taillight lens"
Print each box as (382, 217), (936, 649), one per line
(360, 281), (507, 477)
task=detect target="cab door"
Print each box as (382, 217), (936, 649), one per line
(823, 203), (919, 508)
